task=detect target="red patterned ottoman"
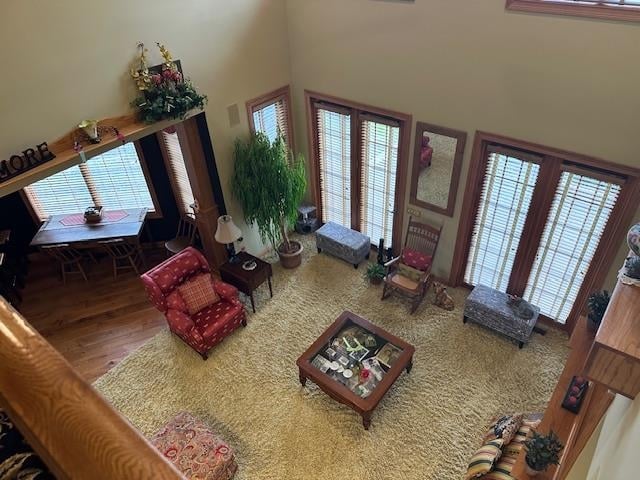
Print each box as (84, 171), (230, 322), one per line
(151, 412), (238, 480)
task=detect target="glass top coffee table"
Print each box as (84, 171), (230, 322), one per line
(296, 310), (415, 430)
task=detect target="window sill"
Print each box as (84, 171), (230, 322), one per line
(506, 0), (640, 23)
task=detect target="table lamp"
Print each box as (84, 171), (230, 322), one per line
(215, 215), (242, 263)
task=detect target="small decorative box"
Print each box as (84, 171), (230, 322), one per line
(84, 205), (103, 224)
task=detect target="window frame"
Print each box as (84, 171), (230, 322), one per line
(22, 140), (162, 224)
(506, 0), (640, 23)
(246, 85), (295, 152)
(305, 90), (412, 254)
(451, 131), (640, 333)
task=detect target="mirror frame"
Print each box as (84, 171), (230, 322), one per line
(409, 121), (467, 217)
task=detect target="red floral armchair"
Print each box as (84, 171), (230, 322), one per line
(141, 247), (246, 359)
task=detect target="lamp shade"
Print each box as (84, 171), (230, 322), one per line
(215, 215), (242, 244)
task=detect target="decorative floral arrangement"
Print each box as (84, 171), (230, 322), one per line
(130, 42), (207, 123)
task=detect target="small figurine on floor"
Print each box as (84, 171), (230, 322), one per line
(433, 282), (455, 311)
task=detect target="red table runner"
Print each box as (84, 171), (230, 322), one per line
(59, 210), (129, 226)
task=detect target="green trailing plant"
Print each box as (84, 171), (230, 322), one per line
(524, 430), (564, 473)
(624, 256), (640, 280)
(587, 290), (610, 329)
(365, 263), (385, 284)
(231, 132), (306, 253)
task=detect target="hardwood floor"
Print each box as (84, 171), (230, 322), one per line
(20, 250), (167, 383)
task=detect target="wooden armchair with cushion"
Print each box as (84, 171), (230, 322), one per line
(381, 218), (441, 314)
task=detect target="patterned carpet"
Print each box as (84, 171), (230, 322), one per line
(94, 235), (569, 480)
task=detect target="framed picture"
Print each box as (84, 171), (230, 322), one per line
(311, 355), (331, 373)
(410, 122), (467, 217)
(375, 343), (403, 368)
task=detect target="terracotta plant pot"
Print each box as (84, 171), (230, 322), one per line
(525, 464), (542, 477)
(278, 240), (303, 269)
(369, 277), (383, 286)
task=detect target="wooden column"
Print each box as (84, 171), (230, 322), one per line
(510, 316), (614, 480)
(177, 118), (227, 270)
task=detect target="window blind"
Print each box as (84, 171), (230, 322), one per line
(84, 143), (155, 213)
(252, 96), (290, 146)
(24, 167), (94, 220)
(464, 150), (541, 291)
(160, 130), (195, 215)
(316, 107), (352, 228)
(523, 171), (621, 323)
(24, 142), (156, 221)
(359, 118), (400, 246)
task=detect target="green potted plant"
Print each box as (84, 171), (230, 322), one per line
(365, 263), (385, 285)
(524, 430), (564, 476)
(586, 290), (610, 331)
(232, 133), (306, 268)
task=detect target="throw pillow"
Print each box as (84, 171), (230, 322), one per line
(493, 413), (524, 445)
(178, 273), (220, 315)
(398, 263), (424, 282)
(464, 438), (504, 480)
(401, 247), (432, 271)
(484, 417), (542, 479)
(503, 417), (541, 456)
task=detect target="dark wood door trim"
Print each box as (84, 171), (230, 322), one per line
(507, 157), (562, 296)
(451, 130), (640, 334)
(304, 90), (412, 254)
(450, 132), (490, 286)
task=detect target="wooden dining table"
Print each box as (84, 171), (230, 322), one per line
(30, 208), (148, 247)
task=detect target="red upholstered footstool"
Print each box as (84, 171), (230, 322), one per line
(151, 412), (238, 480)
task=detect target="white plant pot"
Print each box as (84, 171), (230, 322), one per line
(619, 269), (640, 287)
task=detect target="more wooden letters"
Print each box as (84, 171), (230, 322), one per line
(0, 143), (56, 184)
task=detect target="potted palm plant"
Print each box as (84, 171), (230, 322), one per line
(232, 132), (306, 268)
(524, 430), (564, 476)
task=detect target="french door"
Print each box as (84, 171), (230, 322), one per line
(309, 93), (410, 251)
(459, 138), (634, 329)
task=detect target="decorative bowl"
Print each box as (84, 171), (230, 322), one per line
(628, 223), (640, 256)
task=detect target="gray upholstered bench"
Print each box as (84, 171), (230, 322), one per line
(315, 222), (370, 269)
(463, 284), (540, 348)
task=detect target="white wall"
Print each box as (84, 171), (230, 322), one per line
(1, 0), (637, 273)
(567, 394), (639, 479)
(0, 0), (291, 253)
(285, 0), (640, 282)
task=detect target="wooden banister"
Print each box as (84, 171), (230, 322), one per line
(0, 297), (184, 480)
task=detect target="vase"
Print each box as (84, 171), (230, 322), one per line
(628, 223), (640, 256)
(78, 120), (100, 143)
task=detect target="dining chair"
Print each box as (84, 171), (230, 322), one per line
(40, 244), (88, 285)
(165, 213), (198, 256)
(99, 239), (145, 279)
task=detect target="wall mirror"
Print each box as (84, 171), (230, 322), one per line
(409, 121), (467, 217)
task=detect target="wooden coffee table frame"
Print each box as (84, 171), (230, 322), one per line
(296, 311), (415, 430)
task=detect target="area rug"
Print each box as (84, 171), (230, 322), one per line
(94, 238), (569, 480)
